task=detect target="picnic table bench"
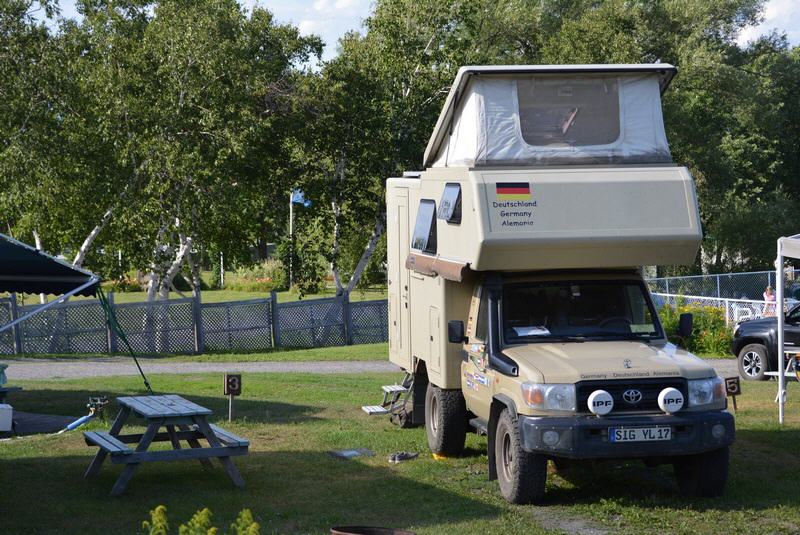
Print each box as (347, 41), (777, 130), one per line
(84, 394), (248, 496)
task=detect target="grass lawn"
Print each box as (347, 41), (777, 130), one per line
(2, 374), (800, 534)
(2, 343), (389, 362)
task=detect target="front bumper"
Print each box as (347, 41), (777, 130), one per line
(519, 411), (734, 459)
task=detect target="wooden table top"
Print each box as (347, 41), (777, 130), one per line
(117, 394), (212, 418)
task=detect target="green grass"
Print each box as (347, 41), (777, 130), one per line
(2, 375), (799, 534)
(2, 343), (389, 362)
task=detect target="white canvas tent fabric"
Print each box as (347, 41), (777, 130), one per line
(431, 72), (672, 167)
(775, 234), (800, 424)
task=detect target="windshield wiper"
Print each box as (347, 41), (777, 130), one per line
(521, 335), (587, 343)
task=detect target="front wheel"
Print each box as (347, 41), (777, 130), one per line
(425, 384), (467, 456)
(495, 409), (547, 504)
(673, 446), (729, 497)
(738, 343), (768, 381)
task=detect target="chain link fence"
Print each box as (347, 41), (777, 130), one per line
(0, 291), (388, 356)
(648, 269), (800, 300)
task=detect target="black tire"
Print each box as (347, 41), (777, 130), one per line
(495, 408), (547, 504)
(673, 446), (729, 497)
(738, 343), (768, 381)
(425, 383), (467, 456)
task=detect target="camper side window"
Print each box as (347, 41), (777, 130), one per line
(411, 199), (437, 254)
(437, 183), (462, 224)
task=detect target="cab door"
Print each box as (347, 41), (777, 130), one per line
(462, 285), (493, 420)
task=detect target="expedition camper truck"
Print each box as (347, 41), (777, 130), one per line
(364, 64), (734, 504)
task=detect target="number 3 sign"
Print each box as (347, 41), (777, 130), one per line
(224, 374), (242, 396)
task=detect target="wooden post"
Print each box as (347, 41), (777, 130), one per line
(192, 292), (205, 354)
(270, 290), (281, 348)
(107, 292), (119, 354)
(342, 291), (353, 345)
(8, 293), (23, 355)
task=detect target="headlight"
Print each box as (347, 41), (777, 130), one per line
(521, 383), (576, 412)
(687, 376), (725, 407)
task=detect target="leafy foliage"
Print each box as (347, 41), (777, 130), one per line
(142, 505), (259, 535)
(660, 302), (733, 355)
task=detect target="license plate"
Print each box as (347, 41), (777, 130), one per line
(609, 426), (671, 443)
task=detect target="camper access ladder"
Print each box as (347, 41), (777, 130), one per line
(361, 371), (413, 417)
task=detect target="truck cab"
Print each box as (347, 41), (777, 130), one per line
(367, 64), (734, 504)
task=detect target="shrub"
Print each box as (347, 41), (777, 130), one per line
(660, 302), (733, 355)
(229, 259), (287, 293)
(142, 505), (259, 535)
(102, 278), (142, 293)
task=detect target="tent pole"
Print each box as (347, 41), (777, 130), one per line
(0, 277), (100, 335)
(777, 242), (785, 425)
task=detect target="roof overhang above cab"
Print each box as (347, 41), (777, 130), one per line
(423, 63), (677, 169)
(0, 233), (100, 297)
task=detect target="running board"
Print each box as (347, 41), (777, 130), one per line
(470, 418), (488, 435)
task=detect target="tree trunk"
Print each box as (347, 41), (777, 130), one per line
(32, 231), (47, 304)
(73, 205), (114, 269)
(330, 198), (344, 295)
(346, 213), (385, 294)
(157, 235), (193, 300)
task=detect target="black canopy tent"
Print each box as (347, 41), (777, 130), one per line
(0, 232), (152, 392)
(0, 232), (100, 335)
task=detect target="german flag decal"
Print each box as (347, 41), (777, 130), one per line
(496, 182), (531, 201)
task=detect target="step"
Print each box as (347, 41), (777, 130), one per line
(381, 384), (409, 394)
(362, 405), (390, 415)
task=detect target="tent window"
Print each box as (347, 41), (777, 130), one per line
(437, 183), (462, 224)
(517, 76), (620, 147)
(411, 199), (437, 254)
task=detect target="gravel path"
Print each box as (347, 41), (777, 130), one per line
(1, 359), (401, 381)
(1, 357), (737, 381)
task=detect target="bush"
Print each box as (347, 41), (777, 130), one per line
(101, 278), (142, 293)
(142, 505), (260, 535)
(229, 259), (287, 293)
(660, 302), (733, 355)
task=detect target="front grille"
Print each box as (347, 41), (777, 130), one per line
(576, 377), (688, 413)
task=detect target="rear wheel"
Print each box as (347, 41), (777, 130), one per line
(738, 343), (768, 381)
(425, 384), (467, 456)
(673, 446), (729, 497)
(495, 408), (547, 504)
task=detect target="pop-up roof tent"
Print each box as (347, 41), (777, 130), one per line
(0, 232), (100, 335)
(775, 234), (800, 424)
(424, 64), (676, 168)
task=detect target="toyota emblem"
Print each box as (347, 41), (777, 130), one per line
(623, 389), (643, 404)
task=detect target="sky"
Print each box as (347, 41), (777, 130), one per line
(42, 0), (800, 62)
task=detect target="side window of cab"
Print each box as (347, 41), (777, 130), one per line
(474, 287), (488, 342)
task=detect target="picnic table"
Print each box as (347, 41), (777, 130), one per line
(84, 394), (248, 496)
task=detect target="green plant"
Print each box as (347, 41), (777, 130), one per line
(142, 506), (259, 535)
(101, 278), (143, 293)
(230, 259), (287, 292)
(660, 302), (733, 355)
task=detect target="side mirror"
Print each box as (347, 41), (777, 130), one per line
(448, 320), (466, 344)
(678, 313), (693, 338)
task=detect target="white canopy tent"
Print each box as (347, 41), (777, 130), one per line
(775, 234), (800, 424)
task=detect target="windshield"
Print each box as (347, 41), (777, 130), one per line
(502, 280), (662, 343)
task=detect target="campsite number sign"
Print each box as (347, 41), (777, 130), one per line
(224, 374), (242, 421)
(224, 374), (242, 396)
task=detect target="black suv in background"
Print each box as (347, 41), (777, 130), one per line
(732, 304), (800, 380)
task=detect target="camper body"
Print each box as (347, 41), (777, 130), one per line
(376, 65), (734, 504)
